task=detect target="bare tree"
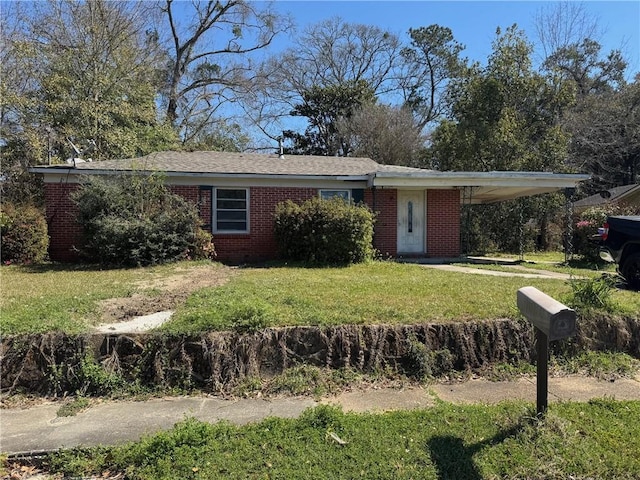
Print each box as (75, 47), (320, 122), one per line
(162, 0), (291, 144)
(563, 77), (640, 192)
(337, 103), (426, 166)
(534, 1), (601, 60)
(245, 17), (402, 146)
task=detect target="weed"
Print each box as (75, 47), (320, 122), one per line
(57, 396), (90, 417)
(76, 355), (125, 396)
(486, 360), (536, 381)
(567, 274), (617, 312)
(259, 365), (361, 397)
(551, 351), (640, 380)
(403, 336), (456, 380)
(226, 301), (274, 333)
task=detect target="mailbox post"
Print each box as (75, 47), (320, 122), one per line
(517, 286), (576, 416)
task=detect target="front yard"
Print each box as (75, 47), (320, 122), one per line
(1, 260), (639, 335)
(33, 401), (640, 479)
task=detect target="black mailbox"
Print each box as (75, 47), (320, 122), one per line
(517, 286), (576, 341)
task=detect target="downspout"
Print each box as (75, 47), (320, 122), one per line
(371, 185), (377, 249)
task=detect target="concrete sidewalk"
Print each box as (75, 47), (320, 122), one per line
(2, 375), (639, 455)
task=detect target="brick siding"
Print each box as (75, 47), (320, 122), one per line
(44, 182), (462, 263)
(426, 189), (461, 257)
(44, 183), (84, 261)
(213, 186), (316, 263)
(366, 188), (397, 258)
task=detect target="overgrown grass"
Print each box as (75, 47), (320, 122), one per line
(43, 400), (640, 479)
(0, 261), (217, 334)
(165, 262), (639, 333)
(2, 260), (637, 335)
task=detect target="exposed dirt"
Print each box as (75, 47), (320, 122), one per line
(97, 264), (235, 324)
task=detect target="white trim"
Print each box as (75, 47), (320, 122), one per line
(213, 187), (249, 234)
(35, 171), (368, 190)
(370, 171), (589, 188)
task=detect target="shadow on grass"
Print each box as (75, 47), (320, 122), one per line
(428, 422), (528, 480)
(12, 262), (117, 274)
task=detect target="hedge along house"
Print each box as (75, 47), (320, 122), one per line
(31, 151), (589, 264)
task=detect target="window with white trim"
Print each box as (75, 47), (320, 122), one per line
(214, 188), (248, 233)
(319, 189), (351, 201)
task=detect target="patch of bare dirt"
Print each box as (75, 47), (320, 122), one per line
(97, 264), (235, 323)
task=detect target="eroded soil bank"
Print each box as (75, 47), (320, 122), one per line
(2, 316), (638, 396)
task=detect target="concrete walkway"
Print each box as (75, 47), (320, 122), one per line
(2, 375), (639, 455)
(418, 263), (575, 279)
(399, 257), (579, 280)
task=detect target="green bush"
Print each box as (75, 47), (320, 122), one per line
(273, 197), (375, 265)
(572, 208), (609, 262)
(72, 171), (214, 267)
(0, 203), (49, 264)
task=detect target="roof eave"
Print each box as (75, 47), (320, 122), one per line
(371, 172), (589, 188)
(29, 166), (369, 182)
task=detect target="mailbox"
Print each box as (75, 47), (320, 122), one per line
(517, 286), (576, 341)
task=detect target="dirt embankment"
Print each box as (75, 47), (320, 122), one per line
(2, 316), (638, 396)
(2, 264), (639, 396)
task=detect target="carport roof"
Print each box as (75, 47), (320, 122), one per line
(30, 151), (589, 204)
(370, 170), (590, 204)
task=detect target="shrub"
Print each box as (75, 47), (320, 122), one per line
(572, 208), (609, 262)
(572, 204), (640, 261)
(0, 203), (49, 264)
(72, 171), (214, 266)
(273, 197), (375, 265)
(403, 336), (456, 380)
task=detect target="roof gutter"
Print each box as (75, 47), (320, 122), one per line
(28, 166), (370, 183)
(370, 171), (590, 188)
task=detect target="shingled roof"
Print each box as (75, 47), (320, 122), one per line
(30, 150), (590, 204)
(574, 184), (640, 210)
(61, 151), (389, 177)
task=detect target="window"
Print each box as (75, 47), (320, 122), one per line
(214, 188), (248, 232)
(320, 189), (351, 201)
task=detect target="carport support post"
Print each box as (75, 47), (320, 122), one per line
(536, 328), (549, 416)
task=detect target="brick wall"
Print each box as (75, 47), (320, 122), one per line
(44, 183), (83, 261)
(44, 181), (462, 263)
(426, 189), (460, 257)
(213, 186), (316, 263)
(366, 188), (397, 258)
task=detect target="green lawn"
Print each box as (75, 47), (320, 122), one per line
(2, 260), (638, 335)
(0, 261), (212, 334)
(43, 400), (640, 479)
(165, 262), (638, 333)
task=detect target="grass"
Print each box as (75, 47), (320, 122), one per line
(164, 261), (639, 333)
(0, 261), (212, 334)
(452, 261), (616, 278)
(2, 260), (638, 335)
(56, 396), (91, 417)
(42, 400), (640, 479)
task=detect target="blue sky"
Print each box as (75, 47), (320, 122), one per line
(270, 1), (640, 77)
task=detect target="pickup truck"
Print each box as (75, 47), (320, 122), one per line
(599, 216), (640, 290)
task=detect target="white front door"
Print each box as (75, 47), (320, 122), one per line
(397, 190), (425, 254)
